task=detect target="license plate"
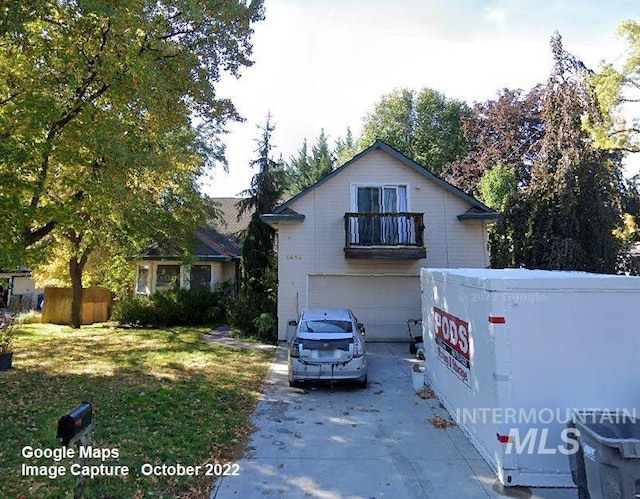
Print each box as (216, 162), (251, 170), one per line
(318, 350), (335, 358)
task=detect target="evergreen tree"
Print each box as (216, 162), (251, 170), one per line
(228, 117), (285, 342)
(309, 129), (334, 179)
(285, 129), (335, 196)
(284, 140), (311, 197)
(335, 127), (359, 165)
(238, 116), (285, 293)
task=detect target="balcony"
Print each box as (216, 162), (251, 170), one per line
(344, 212), (426, 259)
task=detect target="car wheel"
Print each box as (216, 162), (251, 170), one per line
(357, 376), (367, 389)
(289, 377), (302, 388)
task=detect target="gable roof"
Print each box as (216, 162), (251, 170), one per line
(137, 230), (238, 261)
(211, 197), (253, 242)
(268, 140), (498, 221)
(137, 197), (252, 261)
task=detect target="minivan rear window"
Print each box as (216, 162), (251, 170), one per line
(302, 320), (353, 333)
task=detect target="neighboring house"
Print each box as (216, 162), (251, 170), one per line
(0, 268), (43, 310)
(134, 198), (251, 295)
(261, 140), (499, 341)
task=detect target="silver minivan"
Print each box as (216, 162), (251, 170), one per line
(288, 309), (367, 388)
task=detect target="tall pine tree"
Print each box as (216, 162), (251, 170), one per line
(334, 127), (358, 165)
(238, 116), (285, 293)
(285, 129), (336, 196)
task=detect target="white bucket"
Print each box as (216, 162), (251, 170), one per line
(411, 365), (425, 392)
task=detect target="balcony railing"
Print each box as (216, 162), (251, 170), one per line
(344, 212), (426, 259)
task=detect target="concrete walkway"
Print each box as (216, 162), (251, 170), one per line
(203, 325), (276, 351)
(211, 343), (576, 499)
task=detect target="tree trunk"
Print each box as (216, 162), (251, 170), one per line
(69, 252), (89, 329)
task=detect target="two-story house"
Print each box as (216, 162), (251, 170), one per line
(261, 140), (499, 341)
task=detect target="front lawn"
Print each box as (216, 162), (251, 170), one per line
(0, 323), (273, 498)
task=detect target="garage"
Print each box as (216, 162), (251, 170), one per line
(307, 274), (421, 341)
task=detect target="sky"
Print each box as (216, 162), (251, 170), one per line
(202, 0), (640, 198)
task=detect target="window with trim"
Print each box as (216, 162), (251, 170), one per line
(190, 265), (212, 291)
(156, 265), (180, 291)
(351, 184), (413, 245)
(136, 265), (150, 295)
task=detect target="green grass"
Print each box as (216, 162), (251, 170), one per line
(0, 323), (274, 498)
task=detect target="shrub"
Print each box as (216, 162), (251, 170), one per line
(226, 290), (277, 344)
(253, 312), (276, 338)
(0, 313), (17, 354)
(111, 283), (232, 327)
(111, 295), (158, 326)
(15, 310), (41, 324)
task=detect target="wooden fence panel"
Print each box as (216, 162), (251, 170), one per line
(42, 287), (113, 325)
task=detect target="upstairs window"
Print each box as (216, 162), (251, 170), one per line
(351, 185), (412, 245)
(356, 185), (407, 214)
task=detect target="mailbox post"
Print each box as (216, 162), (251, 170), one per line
(57, 401), (94, 498)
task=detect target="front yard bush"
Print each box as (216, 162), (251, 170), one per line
(226, 289), (277, 343)
(113, 282), (233, 327)
(112, 295), (158, 326)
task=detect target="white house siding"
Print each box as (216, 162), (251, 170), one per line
(219, 261), (237, 284)
(276, 149), (490, 341)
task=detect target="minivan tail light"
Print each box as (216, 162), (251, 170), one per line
(353, 336), (363, 358)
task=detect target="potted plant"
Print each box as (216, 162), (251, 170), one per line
(0, 314), (15, 371)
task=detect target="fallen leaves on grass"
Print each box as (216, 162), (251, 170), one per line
(428, 416), (457, 429)
(1, 323), (273, 499)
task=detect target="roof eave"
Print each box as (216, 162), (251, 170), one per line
(134, 255), (236, 262)
(260, 213), (305, 228)
(457, 213), (501, 221)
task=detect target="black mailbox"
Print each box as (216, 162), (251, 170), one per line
(57, 402), (92, 445)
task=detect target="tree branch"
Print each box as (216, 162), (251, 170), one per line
(0, 90), (22, 106)
(23, 221), (57, 247)
(159, 29), (194, 40)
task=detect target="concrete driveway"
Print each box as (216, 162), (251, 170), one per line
(211, 343), (576, 499)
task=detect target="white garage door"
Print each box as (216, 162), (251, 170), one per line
(308, 275), (421, 341)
